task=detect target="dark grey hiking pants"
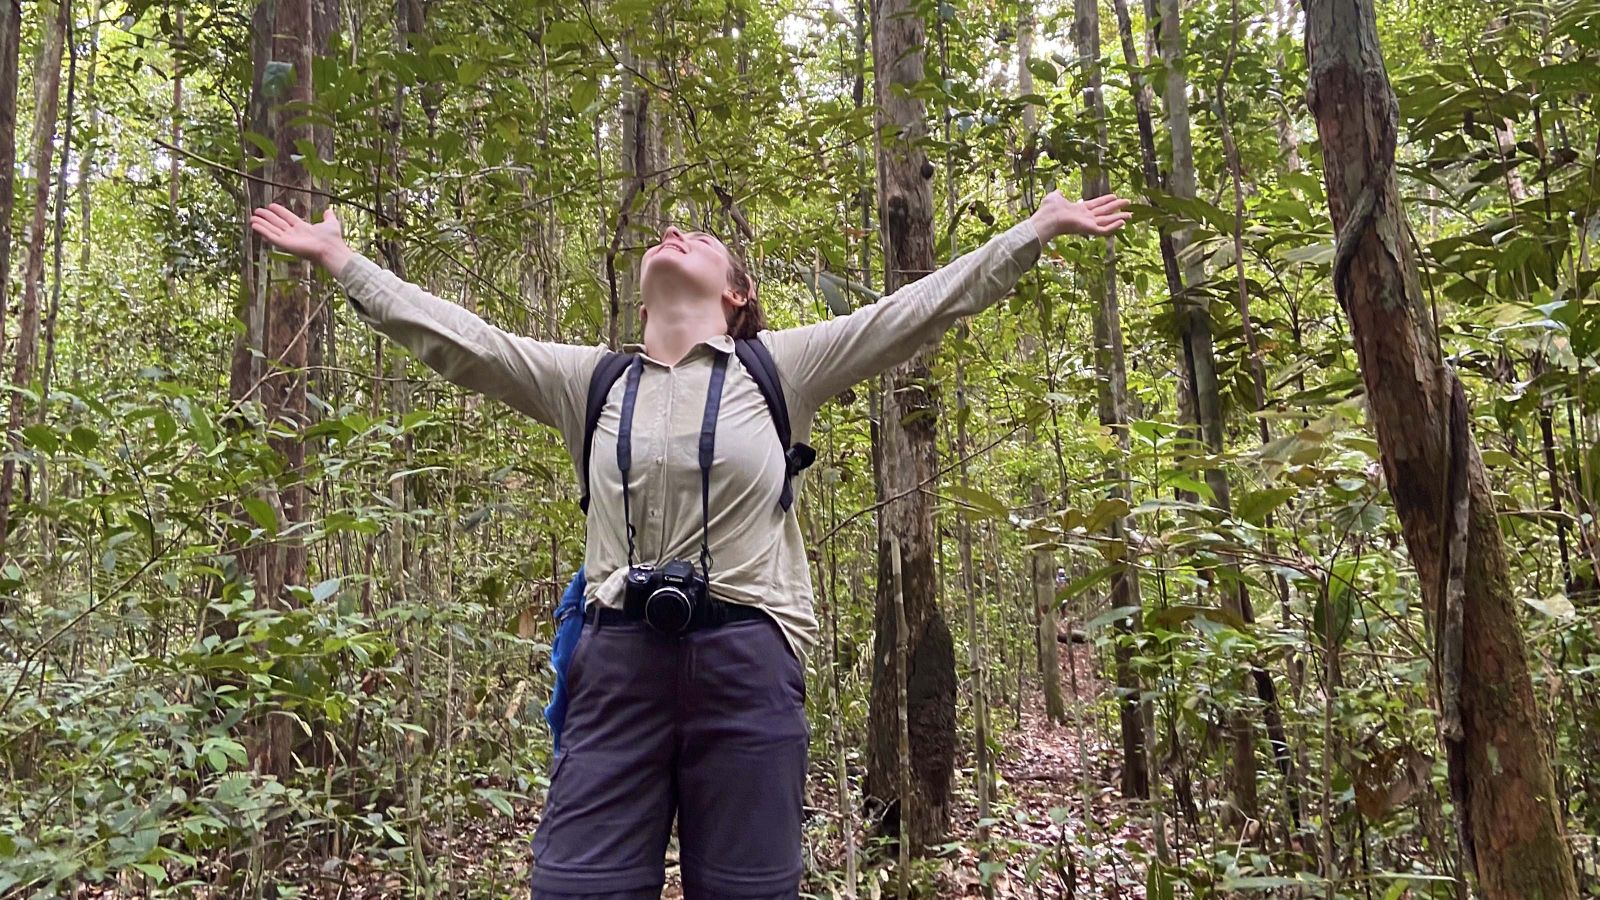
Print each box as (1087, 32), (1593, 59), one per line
(530, 608), (809, 899)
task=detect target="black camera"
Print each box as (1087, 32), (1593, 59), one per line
(623, 559), (707, 634)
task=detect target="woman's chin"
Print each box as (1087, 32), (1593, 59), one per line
(642, 262), (721, 300)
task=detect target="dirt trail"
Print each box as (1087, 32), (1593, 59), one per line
(936, 641), (1151, 898)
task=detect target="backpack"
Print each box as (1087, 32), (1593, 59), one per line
(544, 338), (814, 754)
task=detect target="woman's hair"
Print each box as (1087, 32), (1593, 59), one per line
(725, 252), (767, 339)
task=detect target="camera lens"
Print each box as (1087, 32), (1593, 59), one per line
(644, 586), (694, 633)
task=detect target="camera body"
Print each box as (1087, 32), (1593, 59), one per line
(623, 559), (707, 634)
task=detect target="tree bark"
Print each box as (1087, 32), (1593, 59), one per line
(0, 0), (20, 378)
(1154, 0), (1260, 824)
(167, 7), (183, 301)
(609, 44), (660, 348)
(1076, 0), (1147, 802)
(249, 0), (318, 784)
(1305, 2), (1579, 896)
(865, 0), (957, 850)
(231, 0), (274, 404)
(0, 0), (69, 562)
(1015, 0), (1063, 720)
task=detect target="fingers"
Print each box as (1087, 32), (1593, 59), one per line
(249, 203), (304, 232)
(1086, 193), (1130, 213)
(248, 213), (281, 238)
(1092, 212), (1134, 235)
(268, 202), (304, 225)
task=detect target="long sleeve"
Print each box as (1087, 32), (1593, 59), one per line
(763, 218), (1043, 414)
(335, 253), (606, 437)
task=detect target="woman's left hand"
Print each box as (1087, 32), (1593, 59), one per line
(1029, 190), (1132, 243)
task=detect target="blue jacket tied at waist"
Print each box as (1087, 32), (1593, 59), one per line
(543, 567), (586, 756)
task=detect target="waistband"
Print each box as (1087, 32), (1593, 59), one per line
(585, 599), (770, 633)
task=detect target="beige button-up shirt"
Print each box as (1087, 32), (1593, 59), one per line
(335, 219), (1043, 661)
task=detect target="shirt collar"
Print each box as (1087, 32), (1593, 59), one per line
(621, 333), (735, 358)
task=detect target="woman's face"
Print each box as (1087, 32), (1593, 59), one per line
(640, 225), (733, 309)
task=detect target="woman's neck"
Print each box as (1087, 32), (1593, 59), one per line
(641, 303), (727, 366)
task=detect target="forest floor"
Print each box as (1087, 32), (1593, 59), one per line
(141, 641), (1150, 898)
(421, 640), (1151, 898)
(923, 641), (1150, 899)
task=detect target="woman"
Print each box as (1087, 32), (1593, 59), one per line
(249, 188), (1129, 899)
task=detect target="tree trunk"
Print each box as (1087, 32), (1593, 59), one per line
(250, 0), (318, 783)
(0, 0), (69, 563)
(167, 7), (182, 300)
(864, 0), (957, 851)
(231, 0), (273, 404)
(36, 1), (77, 617)
(943, 8), (991, 841)
(1016, 0), (1063, 720)
(610, 45), (659, 348)
(1076, 0), (1146, 802)
(0, 0), (20, 377)
(1304, 2), (1579, 896)
(1154, 0), (1260, 825)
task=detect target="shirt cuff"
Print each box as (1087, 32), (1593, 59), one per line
(333, 253), (385, 319)
(998, 217), (1049, 273)
(1002, 217), (1045, 270)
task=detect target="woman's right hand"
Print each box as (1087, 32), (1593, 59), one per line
(249, 203), (353, 274)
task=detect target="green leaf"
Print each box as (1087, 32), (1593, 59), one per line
(1315, 558), (1359, 646)
(457, 59), (488, 86)
(1056, 564), (1119, 603)
(241, 497), (278, 533)
(570, 78), (599, 114)
(188, 405), (216, 451)
(946, 485), (1009, 519)
(1083, 497), (1130, 533)
(1147, 604), (1249, 633)
(153, 409), (177, 443)
(21, 423), (57, 453)
(70, 426), (99, 453)
(311, 578), (342, 603)
(1083, 604), (1141, 632)
(476, 787), (517, 818)
(1147, 866), (1174, 900)
(1234, 487), (1296, 524)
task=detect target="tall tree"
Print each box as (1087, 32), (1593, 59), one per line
(231, 0), (273, 404)
(864, 0), (958, 849)
(249, 0), (320, 782)
(167, 7), (183, 301)
(1016, 0), (1064, 724)
(0, 0), (19, 379)
(1305, 1), (1580, 896)
(609, 46), (661, 348)
(0, 0), (19, 612)
(0, 0), (70, 562)
(1153, 0), (1259, 824)
(1076, 0), (1147, 801)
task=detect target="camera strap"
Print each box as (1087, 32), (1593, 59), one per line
(615, 351), (729, 579)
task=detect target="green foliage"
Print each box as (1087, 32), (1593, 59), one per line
(3, 0), (1600, 894)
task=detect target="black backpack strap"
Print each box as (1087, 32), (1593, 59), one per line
(734, 338), (816, 511)
(580, 351), (636, 513)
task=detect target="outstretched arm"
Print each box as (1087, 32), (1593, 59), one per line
(764, 191), (1130, 413)
(249, 205), (602, 434)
